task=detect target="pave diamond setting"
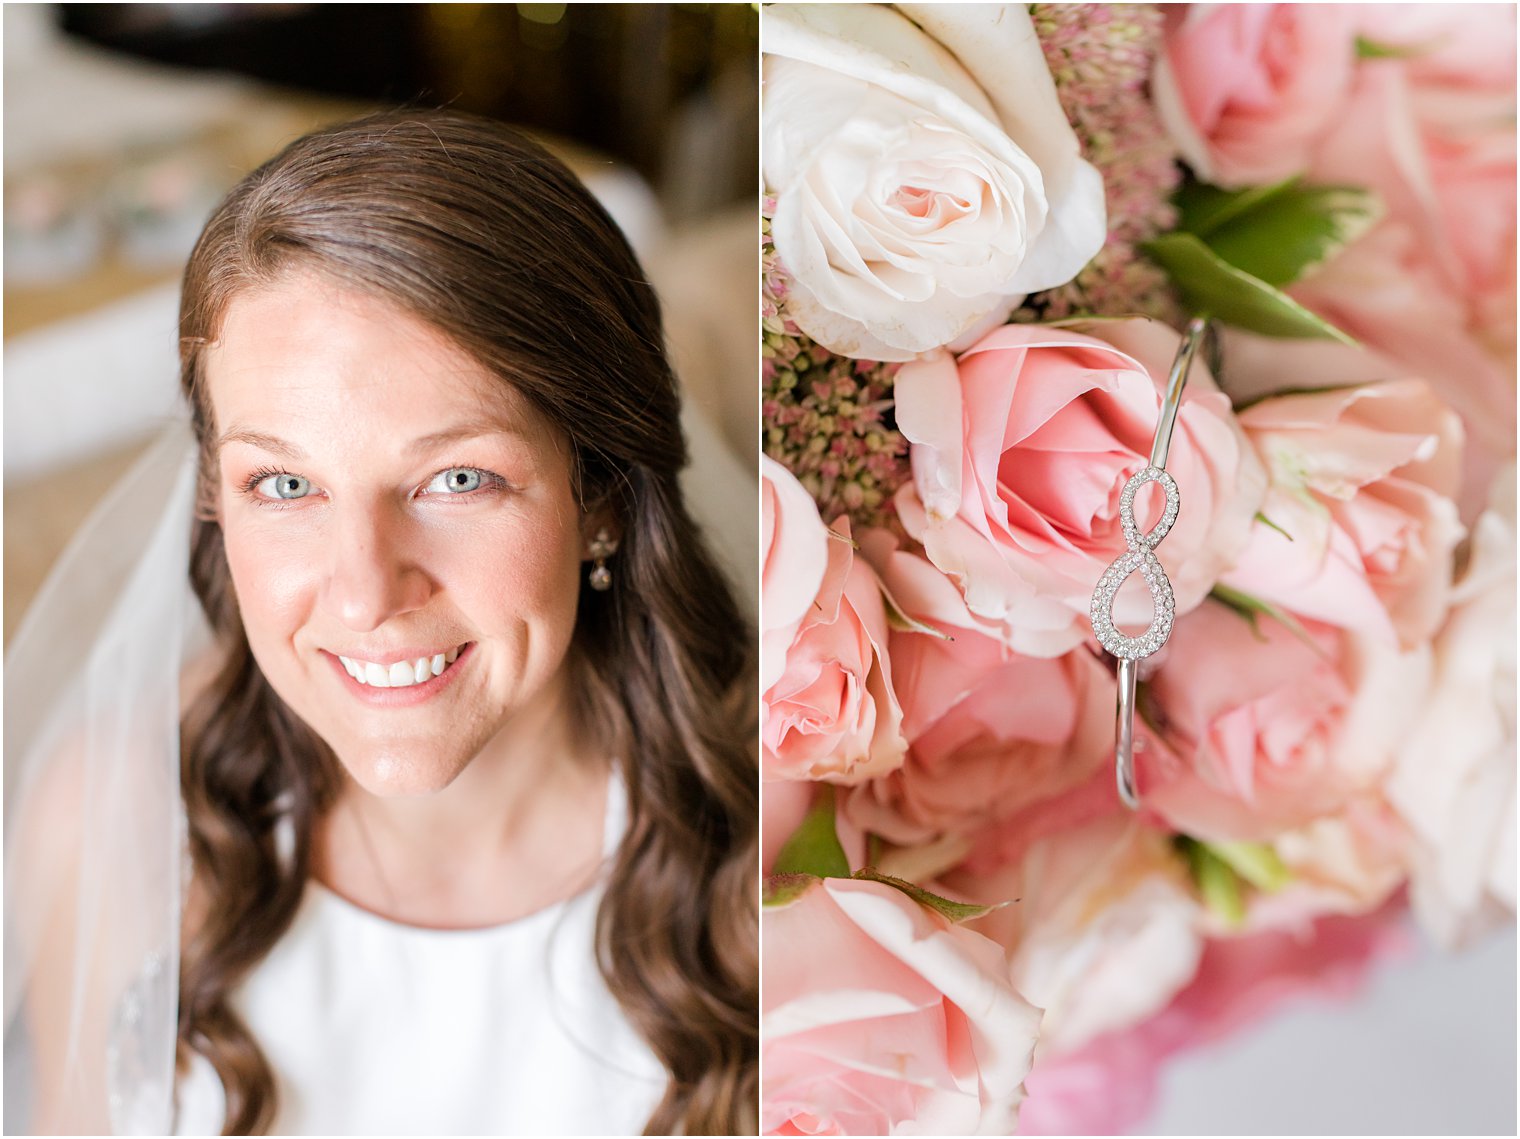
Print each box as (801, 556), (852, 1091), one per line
(1090, 466), (1180, 661)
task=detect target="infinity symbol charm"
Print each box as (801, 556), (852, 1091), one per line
(1089, 467), (1180, 661)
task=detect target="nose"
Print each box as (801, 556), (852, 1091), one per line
(319, 500), (433, 632)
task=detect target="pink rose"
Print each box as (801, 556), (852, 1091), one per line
(1142, 600), (1431, 842)
(761, 876), (1042, 1136)
(761, 455), (832, 693)
(843, 530), (1112, 846)
(1153, 5), (1359, 187)
(894, 318), (1265, 657)
(1220, 377), (1464, 650)
(1386, 461), (1517, 948)
(760, 507), (899, 784)
(761, 505), (907, 783)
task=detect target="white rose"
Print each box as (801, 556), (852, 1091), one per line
(1386, 461), (1517, 948)
(961, 816), (1204, 1054)
(762, 3), (1107, 361)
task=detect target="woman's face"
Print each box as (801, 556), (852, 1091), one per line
(204, 271), (588, 796)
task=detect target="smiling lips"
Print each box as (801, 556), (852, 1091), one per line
(337, 645), (465, 689)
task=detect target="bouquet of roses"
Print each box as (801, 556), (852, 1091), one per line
(759, 5), (1516, 1134)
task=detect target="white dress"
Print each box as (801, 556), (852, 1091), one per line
(172, 774), (668, 1135)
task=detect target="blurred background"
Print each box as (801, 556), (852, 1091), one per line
(4, 2), (759, 641)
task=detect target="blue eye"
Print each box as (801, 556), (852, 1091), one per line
(256, 473), (313, 500)
(428, 467), (484, 494)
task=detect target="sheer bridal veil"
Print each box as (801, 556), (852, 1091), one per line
(4, 419), (207, 1134)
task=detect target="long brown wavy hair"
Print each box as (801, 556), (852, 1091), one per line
(175, 110), (757, 1135)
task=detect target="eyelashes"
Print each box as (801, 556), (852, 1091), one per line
(237, 464), (511, 508)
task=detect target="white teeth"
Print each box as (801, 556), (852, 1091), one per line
(338, 647), (465, 690)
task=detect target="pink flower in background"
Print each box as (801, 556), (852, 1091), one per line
(843, 530), (1112, 847)
(1296, 9), (1518, 519)
(1153, 4), (1359, 187)
(762, 876), (1042, 1136)
(1142, 602), (1431, 843)
(1015, 900), (1413, 1136)
(1241, 800), (1410, 933)
(761, 506), (906, 783)
(1387, 461), (1518, 948)
(1220, 377), (1464, 650)
(894, 318), (1265, 657)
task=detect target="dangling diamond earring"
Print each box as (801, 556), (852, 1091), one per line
(1089, 317), (1210, 809)
(587, 527), (618, 592)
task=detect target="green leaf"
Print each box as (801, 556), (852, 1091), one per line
(1142, 234), (1357, 343)
(1175, 178), (1380, 289)
(850, 866), (998, 924)
(771, 785), (852, 879)
(1177, 179), (1295, 239)
(1207, 842), (1292, 894)
(763, 873), (820, 908)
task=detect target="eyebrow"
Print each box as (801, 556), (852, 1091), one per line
(217, 423), (532, 460)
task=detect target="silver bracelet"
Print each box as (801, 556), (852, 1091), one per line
(1089, 317), (1210, 809)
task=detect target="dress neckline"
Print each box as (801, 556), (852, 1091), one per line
(304, 763), (626, 941)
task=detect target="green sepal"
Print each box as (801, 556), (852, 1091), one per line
(1207, 841), (1291, 894)
(1356, 35), (1420, 59)
(1176, 836), (1246, 928)
(1175, 178), (1380, 288)
(1254, 512), (1294, 542)
(1232, 382), (1371, 414)
(878, 578), (952, 639)
(763, 873), (821, 909)
(1142, 233), (1356, 343)
(771, 784), (852, 879)
(850, 866), (998, 924)
(1210, 584), (1325, 657)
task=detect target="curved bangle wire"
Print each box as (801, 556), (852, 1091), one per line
(1093, 316), (1211, 809)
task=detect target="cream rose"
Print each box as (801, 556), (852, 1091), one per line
(954, 816), (1204, 1055)
(762, 4), (1106, 360)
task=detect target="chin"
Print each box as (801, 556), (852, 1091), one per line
(338, 744), (474, 798)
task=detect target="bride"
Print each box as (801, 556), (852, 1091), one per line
(4, 111), (757, 1135)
